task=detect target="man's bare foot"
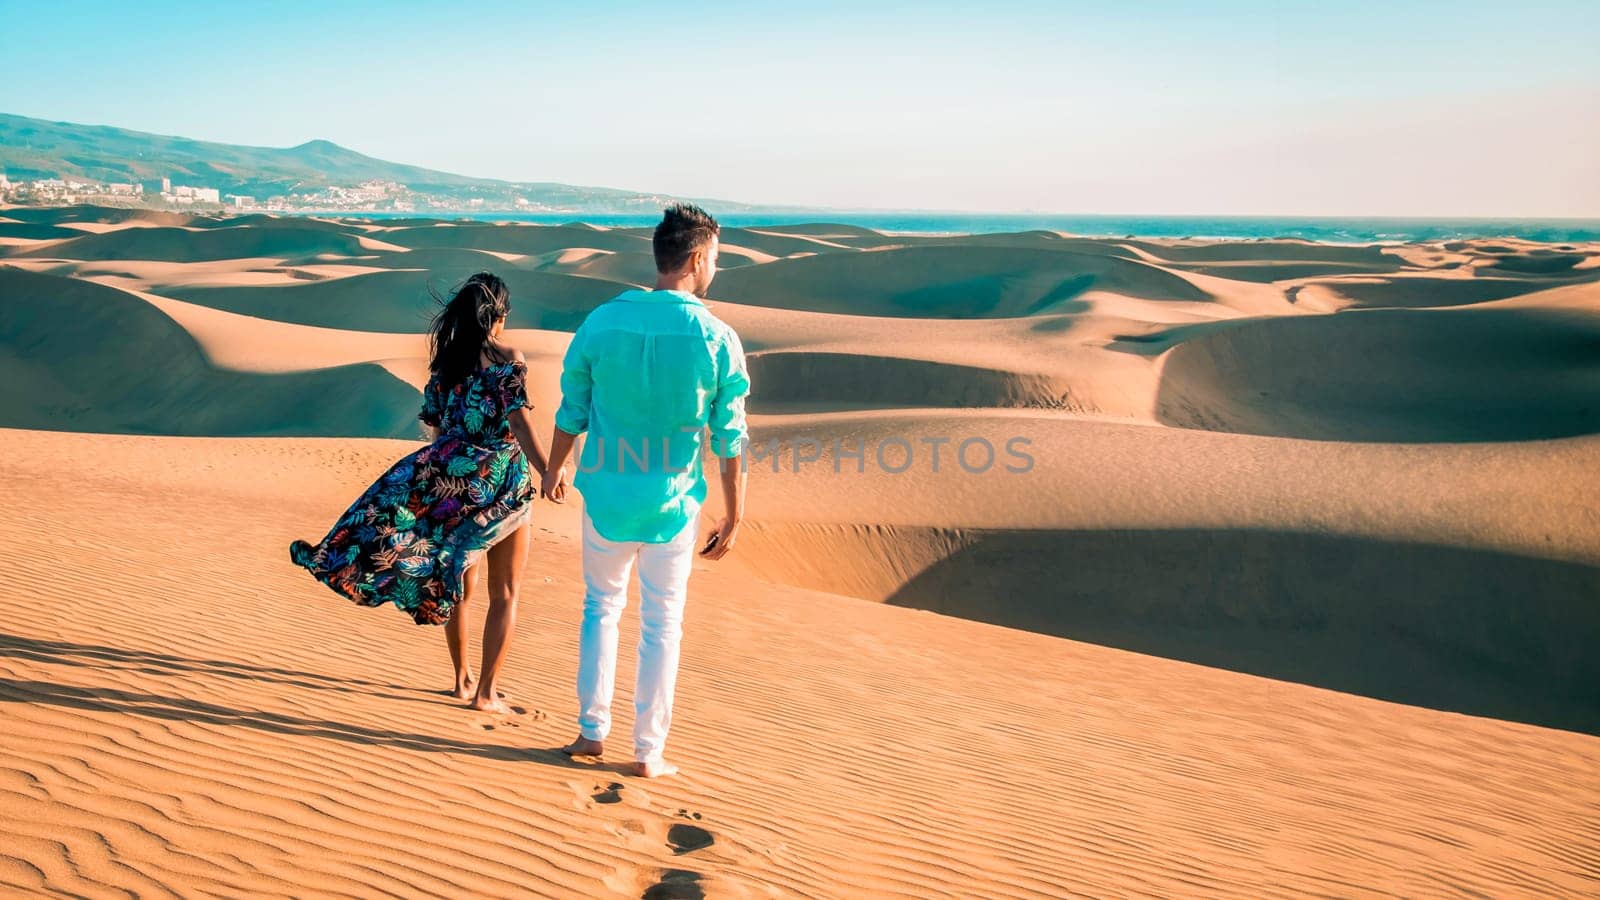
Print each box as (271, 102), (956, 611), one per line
(469, 692), (509, 714)
(562, 736), (604, 757)
(449, 678), (475, 701)
(626, 759), (679, 778)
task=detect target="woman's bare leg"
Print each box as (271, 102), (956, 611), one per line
(471, 523), (529, 713)
(446, 561), (483, 699)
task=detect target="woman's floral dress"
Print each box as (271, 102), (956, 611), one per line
(290, 360), (535, 625)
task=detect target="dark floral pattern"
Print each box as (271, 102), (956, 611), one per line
(290, 361), (534, 625)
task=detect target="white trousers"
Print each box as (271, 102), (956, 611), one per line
(576, 510), (698, 764)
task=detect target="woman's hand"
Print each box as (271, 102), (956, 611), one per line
(541, 465), (569, 503)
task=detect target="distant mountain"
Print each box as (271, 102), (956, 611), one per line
(0, 112), (762, 212)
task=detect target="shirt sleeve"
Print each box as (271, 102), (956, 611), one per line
(418, 372), (443, 428)
(708, 328), (750, 458)
(553, 325), (592, 435)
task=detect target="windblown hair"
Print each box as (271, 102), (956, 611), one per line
(652, 203), (720, 274)
(428, 272), (511, 390)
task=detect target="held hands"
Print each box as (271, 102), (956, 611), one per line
(540, 465), (570, 503)
(700, 517), (741, 561)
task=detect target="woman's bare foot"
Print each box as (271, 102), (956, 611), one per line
(469, 691), (509, 714)
(562, 736), (604, 757)
(626, 759), (679, 779)
(449, 677), (475, 701)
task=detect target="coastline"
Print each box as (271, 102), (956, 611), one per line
(10, 201), (1600, 243)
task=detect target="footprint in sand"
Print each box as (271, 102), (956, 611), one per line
(472, 705), (546, 732)
(642, 868), (704, 900)
(592, 782), (625, 804)
(569, 779), (647, 813)
(666, 822), (715, 855)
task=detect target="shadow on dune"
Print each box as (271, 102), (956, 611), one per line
(884, 527), (1600, 733)
(197, 213), (368, 233)
(0, 631), (629, 769)
(0, 267), (420, 437)
(1485, 252), (1586, 274)
(747, 350), (1080, 412)
(1123, 239), (1395, 265)
(1163, 260), (1406, 283)
(160, 267), (623, 333)
(1303, 276), (1560, 309)
(717, 226), (865, 257)
(1149, 305), (1600, 441)
(343, 246), (518, 274)
(0, 222), (87, 242)
(1, 204), (196, 228)
(712, 244), (1208, 317)
(0, 632), (414, 697)
(13, 223), (374, 262)
(377, 222), (650, 256)
(0, 675), (574, 764)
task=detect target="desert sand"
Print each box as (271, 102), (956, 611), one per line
(1, 206), (1597, 897)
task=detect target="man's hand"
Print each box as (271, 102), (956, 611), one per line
(700, 517), (741, 561)
(541, 428), (578, 504)
(704, 451), (746, 562)
(541, 465), (569, 503)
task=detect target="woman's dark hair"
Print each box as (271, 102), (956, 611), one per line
(428, 272), (511, 389)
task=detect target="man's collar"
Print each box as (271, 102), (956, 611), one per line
(618, 288), (704, 306)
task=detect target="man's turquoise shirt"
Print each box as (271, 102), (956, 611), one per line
(554, 289), (750, 543)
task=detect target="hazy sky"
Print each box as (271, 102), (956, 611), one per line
(2, 0), (1596, 216)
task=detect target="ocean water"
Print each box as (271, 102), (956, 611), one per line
(330, 210), (1600, 244)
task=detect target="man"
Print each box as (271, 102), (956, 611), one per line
(541, 203), (749, 778)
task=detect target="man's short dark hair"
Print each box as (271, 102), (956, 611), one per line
(653, 203), (720, 274)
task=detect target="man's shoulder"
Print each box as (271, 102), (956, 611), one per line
(595, 289), (644, 314)
(576, 292), (638, 330)
(685, 302), (740, 345)
(581, 291), (739, 347)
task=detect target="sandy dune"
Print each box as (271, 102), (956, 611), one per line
(1, 206), (1597, 896)
(1150, 288), (1600, 440)
(3, 430), (1598, 897)
(0, 267), (419, 437)
(379, 221), (651, 256)
(15, 222), (388, 262)
(711, 244), (1216, 317)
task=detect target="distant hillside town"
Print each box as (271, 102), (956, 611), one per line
(0, 113), (774, 216)
(0, 170), (587, 214)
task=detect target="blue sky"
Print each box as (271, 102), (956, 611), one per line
(2, 1), (1596, 215)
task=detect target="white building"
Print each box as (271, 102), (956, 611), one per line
(194, 187), (221, 203)
(229, 195), (257, 208)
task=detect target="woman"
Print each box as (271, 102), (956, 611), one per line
(290, 272), (561, 713)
